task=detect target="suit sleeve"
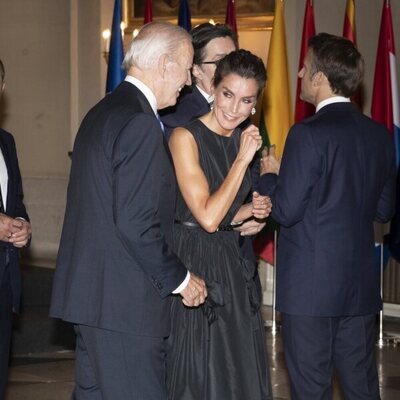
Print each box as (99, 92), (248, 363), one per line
(112, 114), (187, 298)
(259, 124), (321, 227)
(8, 135), (29, 221)
(375, 146), (396, 223)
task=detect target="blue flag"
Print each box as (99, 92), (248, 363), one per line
(178, 0), (192, 32)
(106, 0), (125, 94)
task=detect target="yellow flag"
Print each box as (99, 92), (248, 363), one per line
(261, 0), (293, 158)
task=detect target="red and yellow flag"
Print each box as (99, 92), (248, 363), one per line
(295, 0), (316, 122)
(343, 0), (363, 108)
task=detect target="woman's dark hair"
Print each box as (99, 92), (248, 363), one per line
(213, 49), (267, 96)
(308, 32), (364, 97)
(191, 23), (238, 66)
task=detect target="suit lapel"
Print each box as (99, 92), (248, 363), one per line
(0, 134), (13, 211)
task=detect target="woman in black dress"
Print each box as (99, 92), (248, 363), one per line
(167, 50), (273, 400)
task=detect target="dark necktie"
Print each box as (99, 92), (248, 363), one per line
(0, 189), (4, 213)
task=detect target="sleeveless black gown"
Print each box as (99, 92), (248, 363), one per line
(167, 119), (272, 400)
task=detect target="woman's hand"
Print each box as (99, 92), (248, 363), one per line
(252, 191), (272, 219)
(237, 125), (262, 165)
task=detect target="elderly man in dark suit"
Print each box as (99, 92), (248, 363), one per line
(50, 22), (207, 400)
(0, 59), (31, 400)
(260, 33), (396, 399)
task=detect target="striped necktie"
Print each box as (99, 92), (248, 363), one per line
(156, 113), (166, 136)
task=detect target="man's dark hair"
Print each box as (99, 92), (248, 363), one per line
(0, 59), (4, 83)
(308, 32), (364, 97)
(213, 49), (267, 97)
(191, 23), (238, 66)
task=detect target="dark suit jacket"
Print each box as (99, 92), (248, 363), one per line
(259, 102), (396, 316)
(160, 85), (210, 139)
(50, 81), (187, 337)
(0, 128), (29, 313)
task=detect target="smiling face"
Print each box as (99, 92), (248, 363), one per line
(192, 36), (236, 95)
(211, 73), (258, 134)
(160, 40), (193, 109)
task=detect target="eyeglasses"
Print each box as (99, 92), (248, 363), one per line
(201, 60), (220, 66)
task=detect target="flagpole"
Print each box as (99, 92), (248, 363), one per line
(265, 230), (280, 335)
(377, 243), (399, 347)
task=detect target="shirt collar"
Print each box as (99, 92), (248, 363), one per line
(196, 85), (214, 104)
(124, 75), (158, 115)
(316, 96), (350, 113)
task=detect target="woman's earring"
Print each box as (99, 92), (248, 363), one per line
(208, 95), (215, 111)
(251, 107), (256, 115)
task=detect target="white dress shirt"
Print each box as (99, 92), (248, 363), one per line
(0, 148), (8, 211)
(316, 96), (350, 113)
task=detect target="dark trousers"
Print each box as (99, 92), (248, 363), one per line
(72, 324), (168, 400)
(281, 313), (380, 400)
(0, 264), (12, 400)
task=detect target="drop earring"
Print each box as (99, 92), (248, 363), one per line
(208, 95), (215, 111)
(251, 107), (256, 115)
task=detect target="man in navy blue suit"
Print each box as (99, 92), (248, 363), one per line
(0, 59), (31, 400)
(260, 33), (396, 399)
(50, 23), (207, 400)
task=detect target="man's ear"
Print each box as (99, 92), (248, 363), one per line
(192, 64), (202, 82)
(158, 53), (169, 79)
(312, 71), (325, 87)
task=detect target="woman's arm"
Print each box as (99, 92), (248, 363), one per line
(169, 125), (261, 233)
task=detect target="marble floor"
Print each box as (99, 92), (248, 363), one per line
(4, 314), (400, 400)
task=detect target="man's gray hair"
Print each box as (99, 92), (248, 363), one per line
(122, 22), (191, 72)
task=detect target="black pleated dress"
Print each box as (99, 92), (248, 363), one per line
(167, 119), (272, 400)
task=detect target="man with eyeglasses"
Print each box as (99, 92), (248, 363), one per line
(160, 23), (237, 138)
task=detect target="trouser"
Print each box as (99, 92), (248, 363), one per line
(72, 324), (168, 400)
(281, 313), (380, 400)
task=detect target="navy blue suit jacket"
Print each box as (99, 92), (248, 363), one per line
(259, 102), (396, 316)
(160, 85), (210, 139)
(50, 82), (187, 336)
(0, 129), (29, 313)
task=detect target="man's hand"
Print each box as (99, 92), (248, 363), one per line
(0, 214), (23, 242)
(235, 219), (266, 236)
(180, 273), (208, 307)
(260, 146), (281, 175)
(252, 191), (272, 219)
(9, 219), (31, 248)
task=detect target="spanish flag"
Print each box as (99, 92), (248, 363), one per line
(259, 0), (292, 158)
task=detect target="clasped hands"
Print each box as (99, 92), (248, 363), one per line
(234, 192), (272, 236)
(0, 213), (31, 247)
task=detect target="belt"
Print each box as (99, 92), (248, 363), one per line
(174, 220), (235, 232)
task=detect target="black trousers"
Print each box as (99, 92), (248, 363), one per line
(0, 263), (12, 400)
(281, 313), (380, 400)
(72, 324), (168, 400)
